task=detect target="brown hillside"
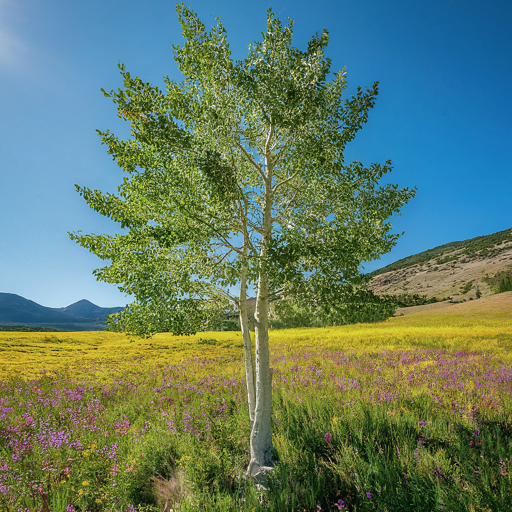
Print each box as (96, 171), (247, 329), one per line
(368, 241), (512, 301)
(393, 290), (512, 318)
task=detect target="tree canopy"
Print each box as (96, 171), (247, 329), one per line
(71, 7), (414, 337)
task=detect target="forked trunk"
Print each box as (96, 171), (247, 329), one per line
(239, 260), (256, 427)
(246, 138), (275, 482)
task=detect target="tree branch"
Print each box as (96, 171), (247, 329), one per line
(239, 196), (260, 256)
(272, 187), (300, 223)
(206, 248), (234, 267)
(216, 234), (245, 256)
(206, 284), (239, 308)
(264, 288), (284, 300)
(272, 171), (300, 192)
(246, 219), (263, 236)
(264, 124), (274, 170)
(234, 141), (267, 182)
(271, 129), (297, 168)
(171, 196), (241, 248)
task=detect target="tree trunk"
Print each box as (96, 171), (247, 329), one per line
(247, 129), (275, 481)
(247, 269), (274, 480)
(239, 259), (256, 428)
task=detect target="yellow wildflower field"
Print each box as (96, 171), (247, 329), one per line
(1, 292), (511, 381)
(1, 292), (511, 511)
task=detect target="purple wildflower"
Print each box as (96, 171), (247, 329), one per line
(324, 432), (332, 443)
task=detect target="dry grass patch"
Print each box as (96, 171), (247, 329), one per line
(151, 469), (190, 511)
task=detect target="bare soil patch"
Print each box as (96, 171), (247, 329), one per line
(394, 291), (512, 317)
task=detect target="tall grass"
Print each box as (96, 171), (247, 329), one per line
(1, 307), (511, 511)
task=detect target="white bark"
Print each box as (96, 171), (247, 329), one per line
(247, 125), (275, 479)
(247, 265), (274, 477)
(239, 258), (256, 428)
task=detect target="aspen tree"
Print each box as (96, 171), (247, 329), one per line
(70, 4), (416, 483)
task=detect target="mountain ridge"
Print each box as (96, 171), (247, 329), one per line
(51, 298), (125, 319)
(369, 227), (512, 278)
(367, 227), (512, 301)
(0, 293), (124, 331)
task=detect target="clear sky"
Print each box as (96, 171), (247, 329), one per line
(1, 0), (511, 308)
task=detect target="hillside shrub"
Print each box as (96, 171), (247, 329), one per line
(436, 255), (458, 265)
(0, 325), (61, 332)
(483, 267), (512, 294)
(460, 281), (473, 294)
(498, 278), (512, 293)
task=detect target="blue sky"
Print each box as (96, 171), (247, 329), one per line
(1, 0), (511, 308)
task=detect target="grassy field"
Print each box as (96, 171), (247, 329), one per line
(1, 293), (512, 511)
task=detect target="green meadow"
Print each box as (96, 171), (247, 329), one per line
(1, 295), (512, 511)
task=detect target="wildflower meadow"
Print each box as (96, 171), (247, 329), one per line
(1, 296), (512, 511)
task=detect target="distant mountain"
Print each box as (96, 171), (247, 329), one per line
(52, 299), (125, 320)
(367, 227), (512, 302)
(0, 293), (124, 331)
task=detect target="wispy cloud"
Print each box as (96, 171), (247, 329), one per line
(0, 0), (34, 75)
(0, 1), (65, 90)
(0, 28), (29, 71)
